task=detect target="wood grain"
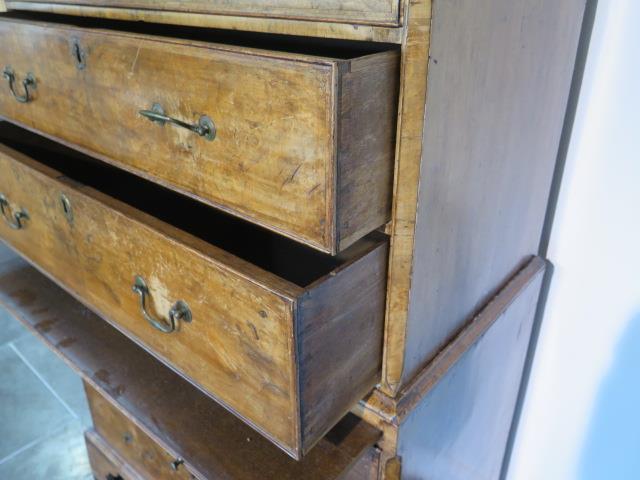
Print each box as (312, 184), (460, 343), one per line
(86, 430), (146, 480)
(337, 52), (399, 251)
(379, 0), (432, 396)
(0, 256), (381, 479)
(0, 17), (398, 253)
(298, 241), (388, 455)
(397, 258), (545, 479)
(13, 0), (401, 26)
(0, 132), (388, 458)
(353, 256), (546, 479)
(381, 0), (585, 395)
(4, 2), (404, 43)
(358, 257), (547, 423)
(87, 384), (200, 480)
(399, 0), (585, 387)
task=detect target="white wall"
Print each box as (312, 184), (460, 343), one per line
(508, 1), (640, 478)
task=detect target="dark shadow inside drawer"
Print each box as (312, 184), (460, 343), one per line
(0, 121), (382, 287)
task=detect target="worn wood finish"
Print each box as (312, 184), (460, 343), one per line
(397, 258), (545, 479)
(394, 258), (545, 421)
(352, 256), (546, 479)
(0, 17), (399, 253)
(341, 448), (381, 480)
(86, 430), (146, 480)
(0, 256), (382, 480)
(357, 257), (546, 421)
(87, 384), (201, 480)
(0, 132), (388, 458)
(4, 2), (404, 43)
(14, 0), (401, 26)
(382, 0), (585, 393)
(379, 0), (431, 396)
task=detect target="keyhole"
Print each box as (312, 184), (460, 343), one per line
(72, 39), (86, 70)
(60, 193), (73, 224)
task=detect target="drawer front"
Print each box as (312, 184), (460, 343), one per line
(0, 140), (387, 458)
(12, 0), (401, 26)
(0, 18), (398, 253)
(86, 430), (146, 480)
(87, 386), (199, 480)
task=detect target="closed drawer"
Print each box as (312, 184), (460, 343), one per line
(86, 430), (146, 480)
(10, 0), (401, 26)
(0, 124), (387, 458)
(87, 384), (200, 480)
(0, 17), (399, 254)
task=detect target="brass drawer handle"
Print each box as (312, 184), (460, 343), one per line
(139, 103), (216, 141)
(0, 194), (29, 230)
(132, 275), (192, 334)
(2, 67), (36, 104)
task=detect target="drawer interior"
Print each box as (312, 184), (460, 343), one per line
(0, 122), (382, 287)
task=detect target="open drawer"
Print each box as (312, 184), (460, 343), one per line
(0, 15), (399, 254)
(0, 123), (388, 458)
(0, 255), (382, 477)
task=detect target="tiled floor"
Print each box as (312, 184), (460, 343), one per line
(0, 304), (93, 479)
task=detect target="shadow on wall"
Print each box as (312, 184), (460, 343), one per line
(577, 312), (640, 480)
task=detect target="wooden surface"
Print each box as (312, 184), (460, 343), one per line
(13, 0), (401, 26)
(3, 3), (404, 43)
(394, 258), (546, 421)
(384, 0), (586, 392)
(356, 257), (546, 419)
(396, 257), (545, 479)
(353, 256), (546, 478)
(0, 129), (388, 458)
(86, 430), (146, 480)
(379, 0), (432, 396)
(0, 256), (382, 479)
(87, 383), (200, 480)
(0, 16), (398, 253)
(336, 51), (399, 251)
(298, 241), (388, 454)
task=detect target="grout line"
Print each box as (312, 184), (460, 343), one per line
(8, 343), (79, 420)
(0, 421), (71, 466)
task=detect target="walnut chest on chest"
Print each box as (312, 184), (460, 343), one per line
(0, 0), (586, 478)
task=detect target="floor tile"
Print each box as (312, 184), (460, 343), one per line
(12, 334), (92, 427)
(0, 306), (30, 347)
(0, 344), (75, 459)
(0, 244), (14, 264)
(0, 420), (93, 480)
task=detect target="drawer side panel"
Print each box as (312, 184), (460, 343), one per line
(298, 241), (388, 454)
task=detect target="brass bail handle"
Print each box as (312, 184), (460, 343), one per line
(132, 275), (192, 334)
(0, 194), (29, 230)
(2, 66), (36, 103)
(139, 103), (216, 141)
